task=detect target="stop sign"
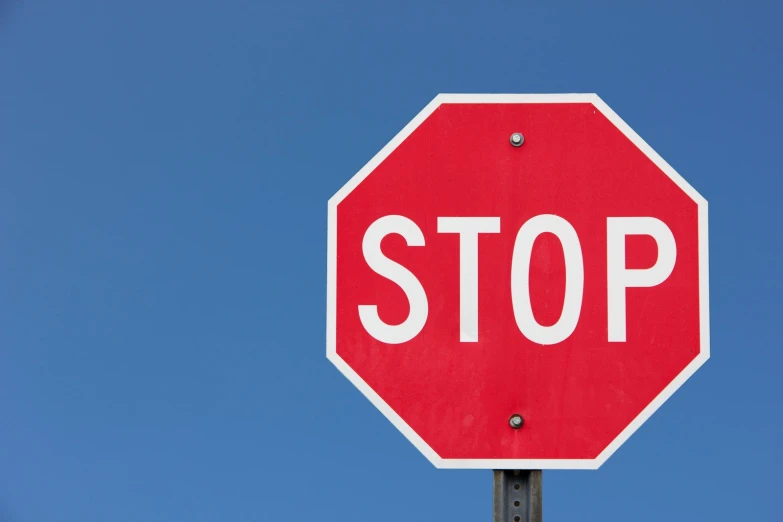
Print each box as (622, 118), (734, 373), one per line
(327, 94), (709, 469)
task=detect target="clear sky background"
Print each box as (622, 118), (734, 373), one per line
(0, 1), (781, 521)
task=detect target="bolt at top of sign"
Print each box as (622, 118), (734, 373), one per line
(510, 132), (524, 146)
(327, 94), (709, 470)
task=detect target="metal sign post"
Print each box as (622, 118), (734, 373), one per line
(493, 470), (542, 522)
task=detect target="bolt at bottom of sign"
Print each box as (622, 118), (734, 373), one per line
(509, 414), (524, 429)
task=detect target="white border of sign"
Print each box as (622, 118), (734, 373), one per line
(326, 93), (710, 470)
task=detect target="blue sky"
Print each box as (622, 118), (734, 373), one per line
(0, 1), (781, 521)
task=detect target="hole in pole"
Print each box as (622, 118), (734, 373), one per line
(514, 484), (520, 491)
(514, 517), (521, 522)
(514, 501), (520, 507)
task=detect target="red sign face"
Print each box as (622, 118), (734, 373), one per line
(327, 94), (709, 469)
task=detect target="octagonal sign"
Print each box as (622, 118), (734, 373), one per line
(327, 94), (709, 469)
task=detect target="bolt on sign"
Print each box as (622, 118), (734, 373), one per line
(327, 94), (709, 469)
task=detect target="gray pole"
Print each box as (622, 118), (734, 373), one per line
(493, 470), (542, 522)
